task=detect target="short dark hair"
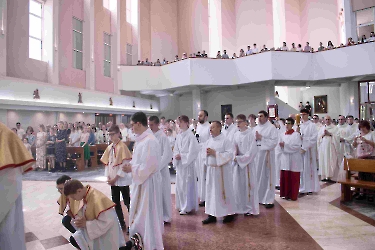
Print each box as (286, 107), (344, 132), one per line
(313, 114), (319, 119)
(236, 114), (246, 121)
(63, 179), (83, 196)
(212, 121), (222, 128)
(178, 115), (189, 124)
(131, 112), (148, 127)
(280, 118), (286, 123)
(160, 116), (165, 120)
(201, 110), (208, 117)
(149, 116), (160, 124)
(347, 115), (354, 119)
(16, 122), (20, 125)
(258, 110), (268, 118)
(248, 114), (256, 120)
(225, 113), (233, 119)
(56, 175), (71, 185)
(359, 120), (371, 131)
(286, 117), (295, 125)
(300, 108), (309, 114)
(108, 125), (120, 134)
(306, 101), (310, 104)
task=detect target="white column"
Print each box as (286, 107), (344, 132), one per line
(0, 0), (7, 76)
(272, 0), (286, 49)
(111, 0), (120, 94)
(133, 0), (139, 63)
(192, 87), (202, 120)
(84, 0), (95, 90)
(208, 0), (222, 57)
(342, 0), (357, 42)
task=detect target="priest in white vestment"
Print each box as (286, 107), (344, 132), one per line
(149, 116), (173, 223)
(279, 118), (303, 201)
(122, 112), (164, 250)
(299, 109), (321, 194)
(222, 112), (238, 142)
(337, 115), (349, 166)
(317, 116), (339, 182)
(233, 114), (259, 216)
(173, 115), (200, 215)
(343, 115), (359, 157)
(202, 121), (236, 224)
(0, 123), (35, 250)
(196, 110), (211, 206)
(254, 111), (278, 208)
(275, 118), (286, 188)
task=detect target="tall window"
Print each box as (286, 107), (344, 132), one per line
(73, 17), (83, 70)
(356, 7), (375, 40)
(104, 33), (111, 77)
(29, 0), (43, 60)
(126, 44), (132, 65)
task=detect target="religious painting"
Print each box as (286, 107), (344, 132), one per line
(314, 95), (328, 114)
(267, 104), (278, 119)
(221, 104), (232, 121)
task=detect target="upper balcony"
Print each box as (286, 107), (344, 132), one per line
(119, 42), (375, 91)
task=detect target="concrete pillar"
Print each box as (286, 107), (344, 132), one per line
(84, 0), (95, 90)
(342, 0), (358, 42)
(0, 0), (7, 76)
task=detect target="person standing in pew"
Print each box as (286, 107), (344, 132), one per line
(101, 125), (133, 232)
(352, 120), (375, 201)
(80, 126), (90, 168)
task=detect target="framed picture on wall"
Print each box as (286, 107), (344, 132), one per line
(267, 104), (278, 119)
(314, 95), (328, 114)
(221, 104), (232, 121)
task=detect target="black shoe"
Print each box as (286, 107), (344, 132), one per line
(223, 215), (235, 223)
(307, 192), (313, 195)
(321, 179), (328, 182)
(265, 204), (274, 209)
(202, 215), (216, 224)
(244, 213), (252, 216)
(199, 201), (205, 207)
(275, 186), (280, 190)
(131, 233), (143, 250)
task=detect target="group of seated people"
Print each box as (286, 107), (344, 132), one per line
(11, 121), (136, 172)
(136, 31), (375, 66)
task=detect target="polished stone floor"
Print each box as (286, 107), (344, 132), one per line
(22, 181), (375, 250)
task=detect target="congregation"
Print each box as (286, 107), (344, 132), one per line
(136, 32), (375, 66)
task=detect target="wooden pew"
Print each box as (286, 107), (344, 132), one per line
(89, 145), (98, 168)
(66, 146), (85, 171)
(338, 158), (375, 202)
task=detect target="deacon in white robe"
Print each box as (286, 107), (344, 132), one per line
(0, 123), (35, 250)
(317, 116), (339, 181)
(343, 116), (359, 157)
(233, 115), (259, 216)
(222, 113), (238, 143)
(149, 116), (174, 223)
(196, 110), (211, 205)
(254, 111), (278, 208)
(275, 119), (286, 187)
(122, 113), (164, 250)
(202, 121), (236, 224)
(173, 115), (200, 214)
(337, 116), (349, 164)
(299, 110), (321, 194)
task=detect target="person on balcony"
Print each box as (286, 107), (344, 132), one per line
(246, 45), (252, 55)
(290, 43), (297, 52)
(222, 50), (229, 59)
(216, 51), (222, 59)
(281, 42), (288, 51)
(304, 42), (311, 52)
(252, 43), (259, 53)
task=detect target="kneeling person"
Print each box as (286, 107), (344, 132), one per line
(202, 121), (236, 224)
(279, 118), (303, 201)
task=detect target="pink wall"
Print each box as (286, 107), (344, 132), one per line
(222, 0), (236, 54)
(150, 0), (178, 62)
(300, 0), (339, 49)
(178, 0), (209, 56)
(94, 0), (114, 93)
(235, 0), (274, 52)
(285, 0), (301, 45)
(6, 0), (48, 83)
(120, 0), (128, 65)
(352, 0), (375, 11)
(59, 0), (86, 89)
(140, 0), (151, 61)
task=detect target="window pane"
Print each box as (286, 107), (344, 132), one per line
(29, 37), (41, 60)
(30, 0), (42, 17)
(360, 82), (369, 103)
(104, 34), (111, 45)
(127, 54), (132, 65)
(357, 8), (374, 25)
(104, 61), (111, 77)
(73, 18), (83, 32)
(369, 82), (375, 102)
(104, 45), (111, 61)
(73, 31), (83, 51)
(73, 51), (83, 70)
(30, 14), (42, 39)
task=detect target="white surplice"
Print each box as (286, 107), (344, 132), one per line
(317, 124), (339, 180)
(253, 121), (278, 204)
(222, 123), (238, 143)
(173, 129), (200, 213)
(129, 129), (164, 250)
(279, 132), (303, 172)
(343, 123), (359, 157)
(203, 134), (236, 217)
(154, 129), (173, 222)
(233, 129), (259, 215)
(73, 206), (125, 250)
(337, 124), (349, 163)
(275, 124), (286, 187)
(196, 121), (211, 202)
(299, 120), (320, 193)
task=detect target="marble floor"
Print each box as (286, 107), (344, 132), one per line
(22, 181), (375, 250)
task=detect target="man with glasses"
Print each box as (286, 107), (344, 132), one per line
(299, 109), (320, 195)
(233, 114), (259, 216)
(312, 115), (322, 131)
(254, 111), (278, 208)
(222, 112), (238, 141)
(317, 116), (339, 182)
(101, 125), (132, 233)
(122, 112), (163, 250)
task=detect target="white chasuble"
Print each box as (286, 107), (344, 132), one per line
(317, 124), (339, 180)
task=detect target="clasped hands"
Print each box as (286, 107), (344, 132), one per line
(73, 216), (86, 228)
(121, 163), (132, 173)
(206, 148), (216, 156)
(255, 131), (262, 141)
